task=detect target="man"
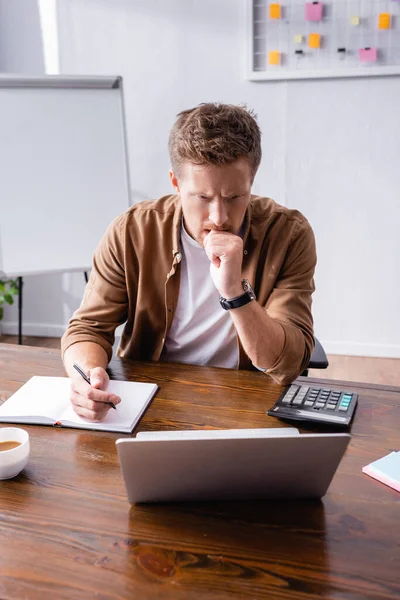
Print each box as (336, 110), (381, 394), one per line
(62, 103), (316, 421)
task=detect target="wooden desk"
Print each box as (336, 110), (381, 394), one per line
(0, 343), (399, 600)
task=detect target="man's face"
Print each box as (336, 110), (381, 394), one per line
(170, 158), (253, 246)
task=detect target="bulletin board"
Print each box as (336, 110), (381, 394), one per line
(248, 0), (400, 80)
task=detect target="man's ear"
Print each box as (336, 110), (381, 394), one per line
(169, 170), (180, 193)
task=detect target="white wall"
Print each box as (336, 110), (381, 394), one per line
(285, 79), (400, 357)
(2, 0), (400, 358)
(0, 0), (45, 72)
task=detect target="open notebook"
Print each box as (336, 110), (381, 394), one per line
(0, 376), (158, 433)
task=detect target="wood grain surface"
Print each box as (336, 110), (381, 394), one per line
(0, 343), (399, 600)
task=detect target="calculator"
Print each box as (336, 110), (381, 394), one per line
(267, 383), (358, 427)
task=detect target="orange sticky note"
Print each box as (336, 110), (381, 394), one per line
(269, 3), (281, 19)
(308, 33), (321, 49)
(378, 13), (391, 29)
(268, 51), (280, 65)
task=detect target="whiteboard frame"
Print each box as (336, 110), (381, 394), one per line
(246, 0), (400, 81)
(0, 75), (132, 277)
(0, 75), (123, 89)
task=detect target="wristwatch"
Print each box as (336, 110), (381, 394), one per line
(219, 279), (256, 310)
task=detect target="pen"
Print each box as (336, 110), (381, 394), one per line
(72, 363), (117, 410)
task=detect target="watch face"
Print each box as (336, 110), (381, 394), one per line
(242, 279), (256, 300)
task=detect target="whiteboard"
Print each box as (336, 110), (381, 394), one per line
(0, 76), (131, 277)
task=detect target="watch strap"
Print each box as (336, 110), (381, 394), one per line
(219, 280), (256, 311)
(219, 292), (254, 310)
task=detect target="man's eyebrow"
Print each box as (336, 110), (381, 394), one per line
(222, 192), (246, 198)
(190, 191), (246, 197)
(190, 191), (211, 197)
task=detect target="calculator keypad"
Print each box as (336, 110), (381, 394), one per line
(290, 387), (355, 411)
(269, 384), (358, 426)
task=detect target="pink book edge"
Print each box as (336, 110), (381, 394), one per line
(362, 465), (400, 493)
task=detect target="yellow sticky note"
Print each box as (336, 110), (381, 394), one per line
(268, 51), (280, 65)
(308, 33), (321, 49)
(269, 3), (281, 19)
(350, 16), (360, 26)
(378, 13), (391, 29)
(294, 34), (303, 44)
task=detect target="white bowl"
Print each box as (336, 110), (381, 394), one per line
(0, 427), (30, 480)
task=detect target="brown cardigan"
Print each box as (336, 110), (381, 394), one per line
(61, 194), (316, 385)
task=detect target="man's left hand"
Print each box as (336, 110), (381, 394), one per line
(204, 230), (244, 299)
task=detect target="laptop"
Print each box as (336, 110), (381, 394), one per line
(116, 428), (350, 504)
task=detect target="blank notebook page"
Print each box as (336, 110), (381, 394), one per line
(0, 376), (66, 421)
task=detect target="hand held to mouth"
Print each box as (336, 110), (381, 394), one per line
(203, 229), (244, 299)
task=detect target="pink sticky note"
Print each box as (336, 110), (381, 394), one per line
(305, 2), (323, 21)
(359, 47), (377, 62)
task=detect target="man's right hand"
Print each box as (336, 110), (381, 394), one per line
(70, 366), (121, 421)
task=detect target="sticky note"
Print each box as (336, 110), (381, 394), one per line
(269, 3), (281, 19)
(305, 2), (323, 22)
(378, 13), (391, 29)
(268, 51), (280, 65)
(308, 33), (321, 49)
(351, 16), (360, 26)
(294, 34), (303, 44)
(359, 47), (377, 62)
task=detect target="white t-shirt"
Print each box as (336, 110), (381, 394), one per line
(161, 224), (239, 369)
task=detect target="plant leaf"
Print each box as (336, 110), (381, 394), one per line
(4, 293), (14, 305)
(0, 306), (3, 321)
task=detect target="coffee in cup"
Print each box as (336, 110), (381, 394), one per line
(0, 441), (22, 451)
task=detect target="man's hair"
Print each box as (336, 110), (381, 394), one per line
(168, 103), (262, 178)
